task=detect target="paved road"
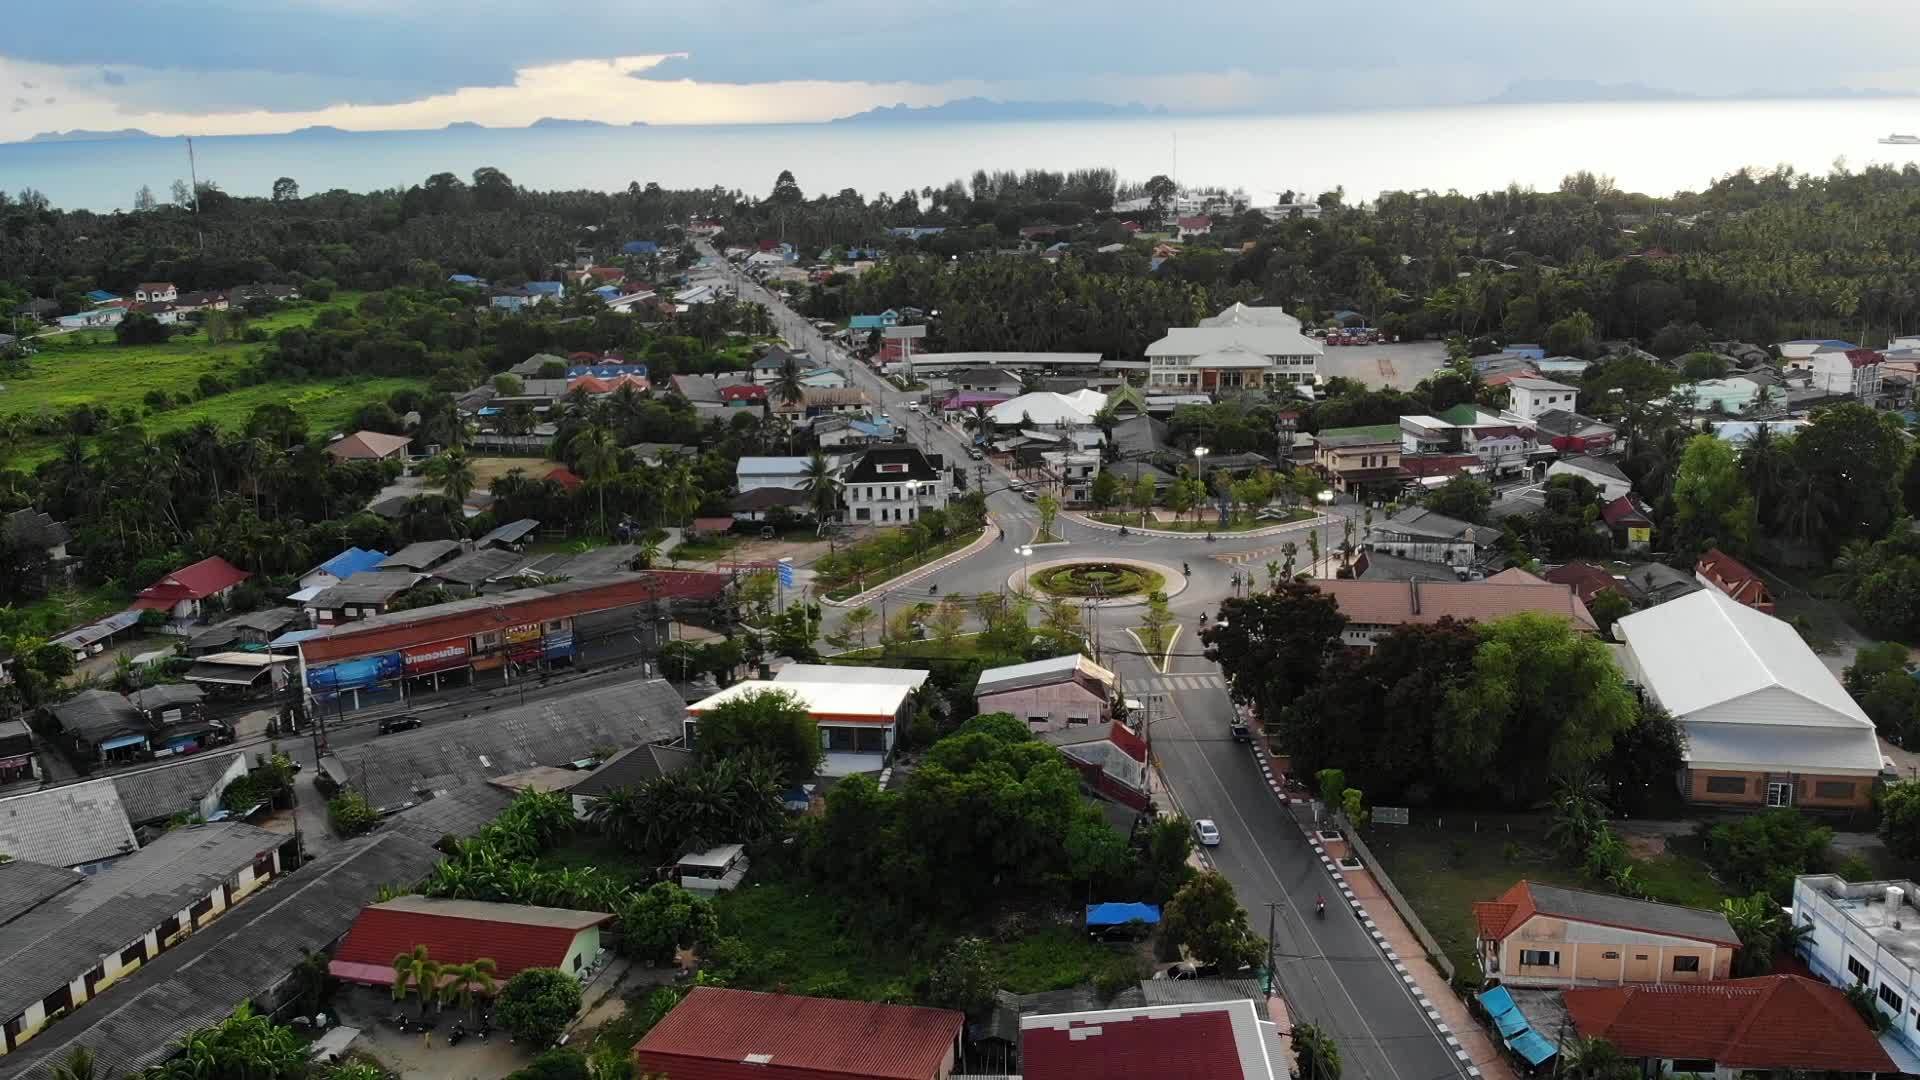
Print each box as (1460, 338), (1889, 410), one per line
(715, 243), (1465, 1079)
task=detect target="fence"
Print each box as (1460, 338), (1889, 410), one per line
(1344, 825), (1456, 983)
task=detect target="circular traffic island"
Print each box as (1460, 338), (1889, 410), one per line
(1029, 561), (1167, 599)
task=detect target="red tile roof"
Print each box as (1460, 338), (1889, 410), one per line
(1176, 215), (1212, 230)
(1600, 495), (1652, 528)
(1565, 975), (1895, 1072)
(546, 466), (583, 491)
(1544, 562), (1622, 605)
(1846, 348), (1885, 368)
(329, 897), (610, 986)
(131, 556), (251, 609)
(1696, 547), (1771, 610)
(1471, 881), (1536, 939)
(1107, 720), (1148, 763)
(633, 987), (963, 1080)
(326, 430), (414, 461)
(1021, 1002), (1262, 1080)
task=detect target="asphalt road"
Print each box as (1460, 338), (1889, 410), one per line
(715, 243), (1464, 1079)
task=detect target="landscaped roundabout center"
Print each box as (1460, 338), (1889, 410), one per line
(1030, 561), (1166, 598)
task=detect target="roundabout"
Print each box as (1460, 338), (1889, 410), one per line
(1009, 556), (1188, 605)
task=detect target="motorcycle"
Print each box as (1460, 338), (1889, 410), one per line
(1182, 562), (1191, 576)
(1205, 532), (1217, 542)
(447, 1022), (468, 1046)
(1316, 897), (1327, 918)
(1118, 526), (1130, 537)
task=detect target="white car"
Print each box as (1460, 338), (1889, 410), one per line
(1193, 819), (1221, 846)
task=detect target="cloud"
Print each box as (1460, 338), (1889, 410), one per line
(100, 69), (124, 86)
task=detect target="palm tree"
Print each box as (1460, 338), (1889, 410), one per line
(571, 425), (621, 535)
(1558, 1035), (1637, 1080)
(801, 450), (839, 524)
(50, 1046), (94, 1080)
(587, 785), (647, 850)
(442, 957), (499, 1023)
(392, 944), (441, 1018)
(423, 448), (477, 507)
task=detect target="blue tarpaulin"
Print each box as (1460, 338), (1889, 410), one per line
(99, 734), (148, 751)
(1507, 1030), (1556, 1066)
(1085, 902), (1161, 927)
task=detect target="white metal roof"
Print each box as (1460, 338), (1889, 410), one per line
(686, 679), (913, 720)
(1618, 587), (1872, 728)
(1507, 376), (1577, 392)
(1681, 720), (1883, 775)
(774, 663), (930, 690)
(1144, 325), (1322, 359)
(988, 391), (1107, 427)
(735, 456), (813, 476)
(977, 654), (1116, 693)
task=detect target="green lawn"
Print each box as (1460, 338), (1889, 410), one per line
(1362, 815), (1729, 981)
(0, 585), (131, 637)
(713, 879), (1119, 1001)
(3, 293), (426, 467)
(536, 834), (658, 892)
(822, 526), (985, 601)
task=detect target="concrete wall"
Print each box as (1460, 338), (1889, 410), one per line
(559, 925), (604, 980)
(978, 682), (1108, 732)
(1685, 769), (1872, 811)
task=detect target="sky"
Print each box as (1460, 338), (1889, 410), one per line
(7, 1), (1920, 141)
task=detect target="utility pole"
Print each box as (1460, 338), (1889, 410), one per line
(1266, 900), (1282, 996)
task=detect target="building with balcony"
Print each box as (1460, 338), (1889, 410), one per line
(842, 446), (948, 525)
(1792, 874), (1920, 1073)
(1313, 424), (1402, 494)
(1144, 325), (1320, 390)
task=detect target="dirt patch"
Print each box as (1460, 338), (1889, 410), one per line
(1618, 832), (1668, 860)
(468, 455), (554, 489)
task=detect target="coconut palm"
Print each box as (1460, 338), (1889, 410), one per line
(50, 1046), (95, 1080)
(422, 448), (477, 507)
(392, 944), (442, 1018)
(570, 425), (621, 534)
(801, 450), (839, 523)
(442, 957), (499, 1023)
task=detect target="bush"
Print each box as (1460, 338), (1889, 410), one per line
(1703, 808), (1831, 901)
(507, 1047), (591, 1080)
(927, 936), (998, 1014)
(327, 791), (377, 837)
(496, 968), (583, 1048)
(617, 882), (718, 963)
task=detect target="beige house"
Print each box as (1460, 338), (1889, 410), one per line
(1473, 881), (1738, 988)
(1313, 424), (1402, 494)
(974, 654), (1116, 733)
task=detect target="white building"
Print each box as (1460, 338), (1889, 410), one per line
(686, 665), (931, 773)
(1789, 349), (1884, 400)
(1792, 874), (1920, 1072)
(1199, 302), (1305, 334)
(1546, 455), (1633, 501)
(841, 446), (948, 524)
(734, 456), (813, 494)
(987, 390), (1107, 429)
(1506, 377), (1579, 421)
(1144, 325), (1320, 390)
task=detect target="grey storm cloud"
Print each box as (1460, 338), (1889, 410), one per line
(7, 0), (1920, 113)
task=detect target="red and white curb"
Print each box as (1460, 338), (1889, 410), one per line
(1253, 743), (1478, 1077)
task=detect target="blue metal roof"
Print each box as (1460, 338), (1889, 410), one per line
(85, 289), (119, 302)
(622, 240), (660, 255)
(1085, 902), (1161, 927)
(269, 627), (333, 647)
(525, 281), (565, 295)
(317, 547), (387, 578)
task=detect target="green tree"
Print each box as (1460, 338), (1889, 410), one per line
(423, 447), (478, 507)
(1788, 402), (1909, 552)
(1705, 808), (1833, 901)
(50, 1047), (96, 1080)
(1131, 473), (1158, 525)
(1035, 492), (1060, 540)
(1422, 474), (1493, 523)
(570, 426), (620, 534)
(840, 604), (876, 648)
(1202, 581), (1347, 737)
(392, 944), (441, 1018)
(1671, 434), (1754, 556)
(928, 936), (999, 1015)
(618, 882), (720, 963)
(1293, 1022), (1342, 1080)
(1721, 892), (1794, 976)
(1439, 613), (1638, 804)
(1162, 871), (1266, 971)
(1882, 780), (1920, 860)
(801, 450), (839, 522)
(1140, 590), (1175, 657)
(1558, 1035), (1640, 1080)
(271, 176), (300, 202)
(1587, 589), (1632, 636)
(328, 790), (377, 836)
(497, 968), (583, 1048)
(442, 956), (500, 1023)
(693, 687), (824, 783)
(1090, 470), (1122, 509)
(508, 1047), (593, 1080)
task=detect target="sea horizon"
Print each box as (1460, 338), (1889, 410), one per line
(7, 97), (1920, 213)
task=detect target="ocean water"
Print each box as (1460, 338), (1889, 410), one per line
(4, 99), (1920, 212)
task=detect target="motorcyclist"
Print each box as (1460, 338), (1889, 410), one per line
(1317, 896), (1326, 917)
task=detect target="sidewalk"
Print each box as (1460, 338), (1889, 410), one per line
(1340, 866), (1515, 1080)
(820, 519), (1004, 608)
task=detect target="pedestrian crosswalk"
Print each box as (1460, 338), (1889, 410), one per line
(1154, 672), (1227, 691)
(1213, 543), (1295, 566)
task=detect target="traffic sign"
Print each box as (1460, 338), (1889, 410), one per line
(881, 325), (927, 339)
(777, 559), (795, 588)
(1373, 806), (1410, 826)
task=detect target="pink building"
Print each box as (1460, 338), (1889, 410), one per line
(974, 654), (1115, 733)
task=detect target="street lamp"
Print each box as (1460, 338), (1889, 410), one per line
(1193, 446), (1210, 526)
(1016, 544), (1035, 592)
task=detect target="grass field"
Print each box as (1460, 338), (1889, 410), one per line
(3, 292), (431, 467)
(1363, 814), (1728, 980)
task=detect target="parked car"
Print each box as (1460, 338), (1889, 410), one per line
(967, 447), (984, 460)
(1193, 819), (1221, 846)
(378, 714), (423, 735)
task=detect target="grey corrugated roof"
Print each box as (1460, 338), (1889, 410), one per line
(309, 570), (422, 607)
(112, 752), (245, 826)
(0, 779), (138, 868)
(322, 679), (688, 810)
(1136, 978), (1264, 1005)
(378, 540), (462, 571)
(0, 860), (84, 927)
(128, 683), (205, 713)
(15, 832), (443, 1079)
(0, 822), (286, 1022)
(48, 689), (144, 739)
(1522, 882), (1738, 945)
(383, 784), (516, 848)
(477, 517), (540, 547)
(569, 744), (696, 798)
(429, 547), (527, 586)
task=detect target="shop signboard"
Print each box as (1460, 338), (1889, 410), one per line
(403, 637), (470, 675)
(543, 629), (575, 660)
(504, 623), (543, 645)
(307, 652), (402, 692)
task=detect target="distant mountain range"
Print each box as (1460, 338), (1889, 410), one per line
(527, 117), (648, 129)
(1483, 79), (1920, 106)
(25, 128), (158, 143)
(831, 97), (1167, 124)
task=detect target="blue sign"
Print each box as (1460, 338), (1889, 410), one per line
(306, 652), (402, 692)
(777, 561), (795, 588)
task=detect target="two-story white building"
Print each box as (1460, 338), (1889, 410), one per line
(1506, 377), (1580, 421)
(734, 456), (813, 493)
(840, 446), (948, 525)
(1790, 348), (1885, 400)
(1793, 874), (1920, 1072)
(1144, 325), (1321, 391)
(1400, 407), (1537, 477)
